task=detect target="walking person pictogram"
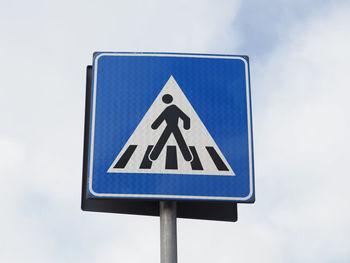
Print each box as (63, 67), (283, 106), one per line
(149, 94), (193, 162)
(108, 75), (235, 176)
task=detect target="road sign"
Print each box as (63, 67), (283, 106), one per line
(87, 52), (254, 202)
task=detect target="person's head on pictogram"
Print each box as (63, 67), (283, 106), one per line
(162, 94), (173, 104)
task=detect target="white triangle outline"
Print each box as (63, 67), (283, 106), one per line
(107, 76), (235, 176)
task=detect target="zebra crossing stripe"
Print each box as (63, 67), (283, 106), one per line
(113, 144), (230, 172)
(189, 146), (203, 170)
(140, 145), (153, 169)
(113, 145), (137, 168)
(165, 146), (178, 170)
(206, 146), (229, 171)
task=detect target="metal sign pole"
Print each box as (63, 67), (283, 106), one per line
(160, 201), (177, 263)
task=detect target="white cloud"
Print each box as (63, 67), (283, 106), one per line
(252, 2), (350, 262)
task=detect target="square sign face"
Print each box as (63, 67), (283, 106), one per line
(87, 52), (254, 202)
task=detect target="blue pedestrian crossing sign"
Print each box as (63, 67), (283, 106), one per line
(88, 52), (254, 202)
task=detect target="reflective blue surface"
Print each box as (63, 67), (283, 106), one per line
(88, 53), (254, 202)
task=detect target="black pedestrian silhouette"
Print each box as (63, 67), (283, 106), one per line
(149, 94), (192, 162)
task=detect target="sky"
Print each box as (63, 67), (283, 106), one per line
(1, 0), (350, 262)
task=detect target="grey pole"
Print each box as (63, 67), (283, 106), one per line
(160, 201), (177, 263)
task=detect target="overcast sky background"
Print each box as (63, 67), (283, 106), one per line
(1, 0), (350, 262)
